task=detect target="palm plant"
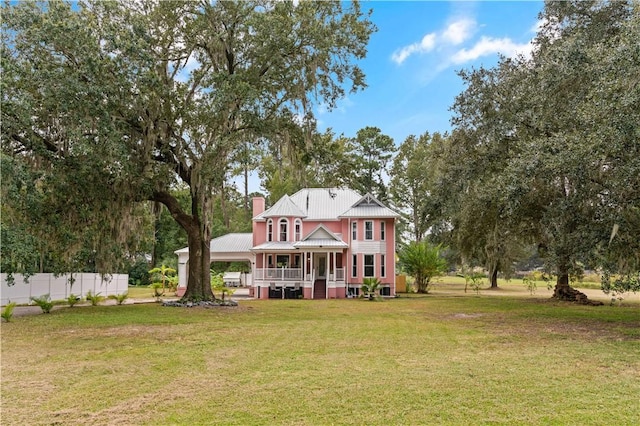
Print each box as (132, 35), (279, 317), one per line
(398, 241), (448, 293)
(148, 265), (177, 296)
(361, 277), (381, 300)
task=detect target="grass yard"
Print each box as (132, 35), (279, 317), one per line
(1, 294), (639, 425)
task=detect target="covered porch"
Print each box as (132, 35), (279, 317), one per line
(252, 247), (347, 299)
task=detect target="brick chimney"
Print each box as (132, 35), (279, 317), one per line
(252, 196), (265, 217)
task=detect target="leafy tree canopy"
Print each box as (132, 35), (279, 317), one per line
(2, 0), (375, 301)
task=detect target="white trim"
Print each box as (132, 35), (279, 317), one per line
(294, 218), (302, 241)
(278, 218), (289, 242)
(267, 218), (274, 242)
(351, 253), (358, 278)
(364, 220), (374, 241)
(363, 254), (375, 278)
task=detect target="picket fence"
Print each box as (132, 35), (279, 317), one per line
(1, 273), (128, 306)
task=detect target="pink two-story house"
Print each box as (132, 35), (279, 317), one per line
(175, 188), (398, 299)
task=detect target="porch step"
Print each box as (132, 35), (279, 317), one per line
(313, 279), (326, 299)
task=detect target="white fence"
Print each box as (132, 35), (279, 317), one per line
(1, 273), (129, 306)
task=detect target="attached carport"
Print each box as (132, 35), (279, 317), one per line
(175, 233), (255, 294)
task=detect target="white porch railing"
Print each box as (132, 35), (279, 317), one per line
(255, 267), (345, 283)
(255, 268), (303, 281)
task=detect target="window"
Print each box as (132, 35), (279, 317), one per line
(365, 221), (373, 240)
(294, 219), (302, 241)
(279, 218), (288, 241)
(381, 221), (386, 241)
(380, 254), (386, 277)
(364, 254), (374, 277)
(352, 221), (357, 240)
(293, 254), (301, 268)
(352, 254), (358, 278)
(267, 219), (273, 242)
(276, 255), (289, 267)
(267, 254), (273, 268)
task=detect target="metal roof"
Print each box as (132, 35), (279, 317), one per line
(339, 192), (400, 218)
(339, 205), (400, 218)
(251, 241), (298, 252)
(174, 233), (253, 254)
(255, 194), (307, 220)
(289, 188), (363, 220)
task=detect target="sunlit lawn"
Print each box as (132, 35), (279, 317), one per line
(2, 291), (639, 425)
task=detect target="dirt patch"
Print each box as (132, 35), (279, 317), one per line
(451, 313), (485, 319)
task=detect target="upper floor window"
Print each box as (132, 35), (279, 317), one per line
(380, 221), (386, 241)
(365, 221), (373, 240)
(380, 254), (386, 277)
(352, 221), (357, 241)
(267, 219), (273, 242)
(279, 218), (288, 242)
(294, 219), (302, 241)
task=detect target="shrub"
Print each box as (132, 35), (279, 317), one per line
(522, 275), (537, 295)
(108, 292), (129, 305)
(67, 294), (81, 307)
(458, 271), (486, 294)
(30, 294), (54, 313)
(149, 282), (164, 300)
(85, 291), (105, 306)
(1, 302), (17, 322)
(212, 278), (235, 301)
(601, 270), (640, 306)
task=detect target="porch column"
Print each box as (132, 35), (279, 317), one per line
(302, 251), (306, 281)
(325, 254), (329, 298)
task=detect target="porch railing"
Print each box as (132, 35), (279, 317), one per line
(255, 268), (303, 281)
(255, 267), (345, 282)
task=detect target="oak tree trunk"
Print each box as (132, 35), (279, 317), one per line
(183, 227), (214, 301)
(552, 260), (599, 304)
(153, 189), (214, 301)
(489, 267), (499, 289)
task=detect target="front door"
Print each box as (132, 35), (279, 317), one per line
(315, 254), (326, 279)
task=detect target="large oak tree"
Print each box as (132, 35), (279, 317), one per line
(448, 0), (640, 301)
(2, 0), (374, 300)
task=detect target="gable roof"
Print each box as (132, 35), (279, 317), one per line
(339, 193), (400, 218)
(294, 224), (348, 249)
(302, 224), (342, 241)
(255, 194), (307, 220)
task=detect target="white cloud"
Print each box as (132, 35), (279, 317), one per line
(451, 36), (532, 64)
(391, 33), (437, 65)
(442, 18), (475, 45)
(391, 18), (476, 65)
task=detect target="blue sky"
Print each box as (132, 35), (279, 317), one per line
(241, 1), (545, 193)
(315, 0), (544, 143)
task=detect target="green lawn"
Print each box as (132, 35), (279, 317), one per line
(2, 296), (639, 425)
